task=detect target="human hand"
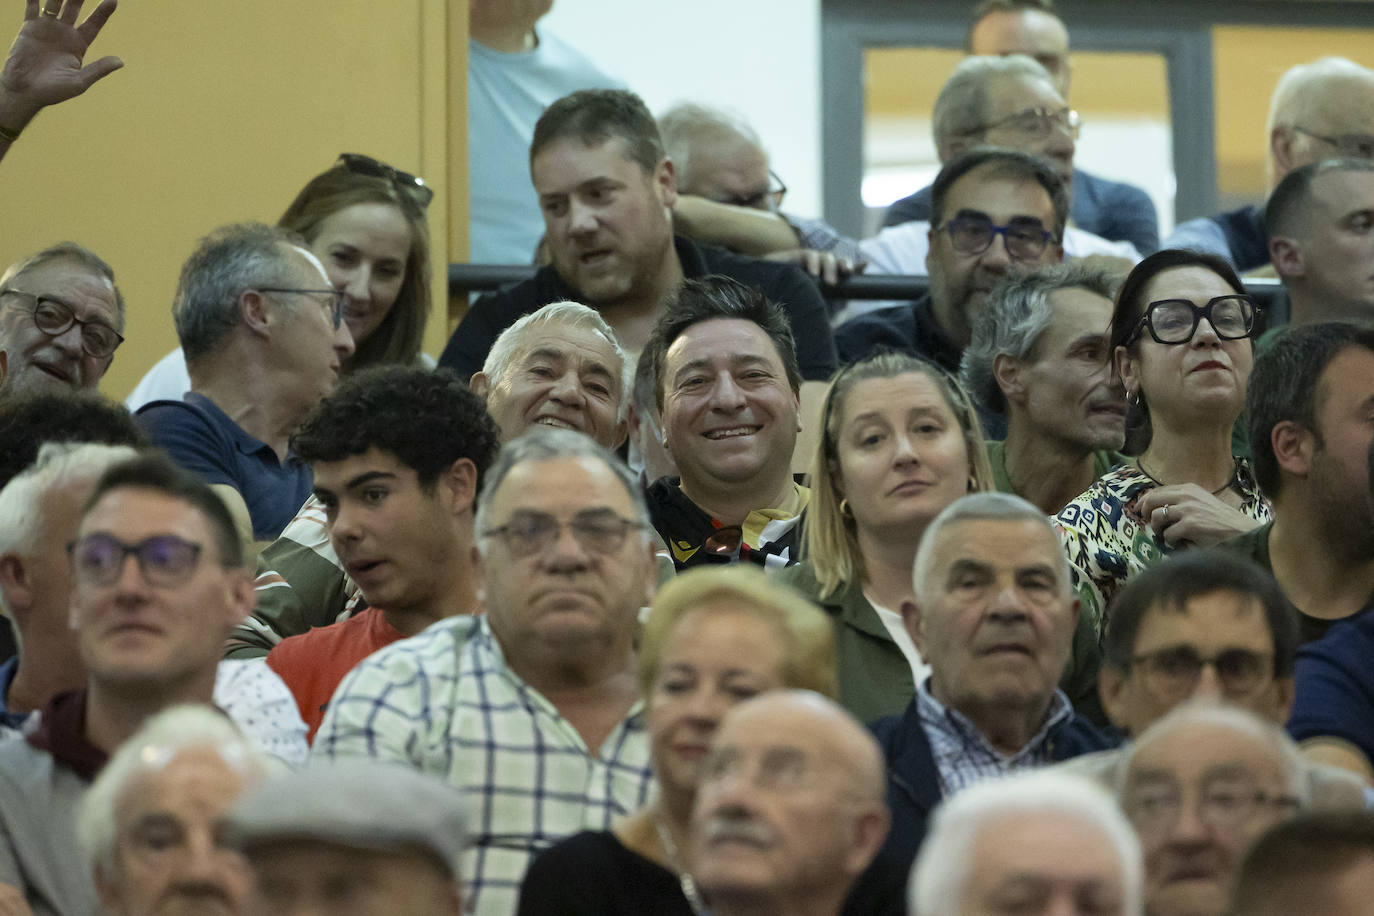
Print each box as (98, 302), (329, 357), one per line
(0, 0), (122, 130)
(0, 882), (33, 916)
(763, 248), (863, 286)
(1136, 484), (1261, 547)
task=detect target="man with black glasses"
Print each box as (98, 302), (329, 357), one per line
(0, 453), (258, 916)
(315, 427), (656, 916)
(835, 147), (1067, 385)
(0, 242), (124, 399)
(136, 223), (355, 545)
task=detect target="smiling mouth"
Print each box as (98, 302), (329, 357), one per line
(534, 416), (582, 431)
(704, 426), (760, 440)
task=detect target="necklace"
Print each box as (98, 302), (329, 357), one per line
(1135, 456), (1240, 497)
(653, 811), (709, 916)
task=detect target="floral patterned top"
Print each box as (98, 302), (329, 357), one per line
(1054, 461), (1271, 642)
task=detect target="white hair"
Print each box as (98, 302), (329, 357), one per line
(1117, 700), (1311, 804)
(76, 704), (270, 874)
(933, 54), (1060, 159)
(1268, 57), (1374, 136)
(479, 300), (633, 423)
(657, 101), (764, 193)
(910, 769), (1144, 916)
(911, 491), (1070, 605)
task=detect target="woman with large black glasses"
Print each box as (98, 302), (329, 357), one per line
(1055, 249), (1271, 649)
(126, 153), (433, 406)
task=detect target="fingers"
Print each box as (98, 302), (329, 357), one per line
(23, 1), (40, 24)
(78, 54), (122, 88)
(58, 0), (83, 26)
(75, 0), (116, 44)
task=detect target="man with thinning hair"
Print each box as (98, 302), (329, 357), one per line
(1166, 57), (1374, 270)
(315, 427), (657, 915)
(961, 263), (1125, 514)
(137, 223), (356, 544)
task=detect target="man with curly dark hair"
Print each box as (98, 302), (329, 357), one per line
(262, 367), (500, 740)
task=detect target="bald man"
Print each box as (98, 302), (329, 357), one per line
(690, 691), (892, 916)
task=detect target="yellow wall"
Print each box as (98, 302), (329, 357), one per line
(1213, 25), (1374, 197)
(0, 0), (467, 401)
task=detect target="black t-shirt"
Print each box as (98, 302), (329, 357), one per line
(440, 236), (838, 382)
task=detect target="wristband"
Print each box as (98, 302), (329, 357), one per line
(0, 121), (19, 143)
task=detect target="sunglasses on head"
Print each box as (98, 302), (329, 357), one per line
(336, 153), (434, 208)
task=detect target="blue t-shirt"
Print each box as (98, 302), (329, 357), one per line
(1288, 607), (1374, 765)
(136, 392), (311, 540)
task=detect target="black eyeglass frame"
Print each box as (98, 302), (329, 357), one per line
(0, 289), (124, 359)
(1127, 294), (1260, 347)
(1291, 126), (1374, 160)
(256, 287), (346, 329)
(336, 153), (434, 208)
(1128, 645), (1276, 697)
(938, 214), (1055, 261)
(67, 533), (211, 588)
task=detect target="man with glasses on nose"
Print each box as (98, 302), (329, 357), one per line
(315, 427), (657, 916)
(835, 148), (1069, 400)
(0, 241), (124, 399)
(0, 453), (259, 916)
(1118, 702), (1309, 916)
(136, 223), (355, 545)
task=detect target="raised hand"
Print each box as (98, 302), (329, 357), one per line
(1, 0), (122, 133)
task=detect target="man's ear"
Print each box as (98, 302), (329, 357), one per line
(845, 807), (891, 877)
(441, 458), (480, 515)
(0, 554), (31, 620)
(900, 599), (925, 655)
(1098, 665), (1132, 733)
(0, 349), (8, 387)
(1271, 419), (1314, 479)
(1268, 235), (1304, 279)
(609, 417), (629, 452)
(1270, 125), (1298, 177)
(656, 158), (678, 210)
(468, 371), (490, 402)
(1114, 345), (1139, 402)
(992, 353), (1026, 405)
(240, 290), (272, 338)
(1271, 676), (1296, 724)
(225, 570), (255, 630)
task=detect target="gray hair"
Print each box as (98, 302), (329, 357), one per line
(912, 491), (1069, 604)
(910, 769), (1144, 916)
(961, 263), (1122, 414)
(473, 426), (650, 556)
(480, 301), (633, 424)
(76, 704), (269, 874)
(933, 54), (1060, 159)
(657, 102), (763, 193)
(0, 440), (140, 564)
(0, 241), (126, 332)
(1117, 700), (1311, 804)
(173, 222), (307, 364)
(1268, 57), (1374, 139)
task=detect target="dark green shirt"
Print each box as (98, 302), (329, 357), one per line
(984, 440), (1123, 506)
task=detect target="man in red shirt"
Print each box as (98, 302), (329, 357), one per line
(265, 367), (500, 739)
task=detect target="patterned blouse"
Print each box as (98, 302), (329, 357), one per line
(1054, 461), (1271, 642)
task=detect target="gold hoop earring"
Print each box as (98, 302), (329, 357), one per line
(839, 498), (852, 518)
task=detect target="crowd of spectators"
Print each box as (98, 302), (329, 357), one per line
(2, 0), (1374, 914)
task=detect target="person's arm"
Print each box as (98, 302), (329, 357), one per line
(674, 197), (860, 285)
(1300, 738), (1374, 788)
(0, 0), (123, 164)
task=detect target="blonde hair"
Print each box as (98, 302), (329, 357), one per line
(278, 164), (432, 372)
(639, 565), (838, 700)
(804, 352), (995, 599)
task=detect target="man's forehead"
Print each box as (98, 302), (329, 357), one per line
(1309, 169), (1374, 219)
(491, 454), (632, 512)
(286, 245), (330, 283)
(511, 323), (620, 370)
(666, 318), (782, 367)
(931, 517), (1060, 568)
(11, 259), (118, 316)
(80, 486), (208, 537)
(1131, 724), (1283, 780)
(970, 8), (1070, 57)
(532, 135), (645, 188)
(943, 170), (1055, 225)
(983, 74), (1065, 120)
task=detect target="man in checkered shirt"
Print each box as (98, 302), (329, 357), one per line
(314, 426), (657, 915)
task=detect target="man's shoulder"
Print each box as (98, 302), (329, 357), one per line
(470, 266), (570, 319)
(689, 240), (822, 307)
(1216, 519), (1274, 570)
(1052, 710), (1114, 758)
(1075, 169), (1152, 206)
(834, 302), (920, 357)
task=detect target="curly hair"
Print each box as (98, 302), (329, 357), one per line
(290, 367), (501, 493)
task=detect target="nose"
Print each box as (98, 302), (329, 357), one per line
(568, 197), (598, 235)
(979, 232), (1013, 270)
(111, 551), (150, 595)
(708, 373), (746, 411)
(685, 685), (732, 726)
(543, 519), (593, 572)
(333, 317), (356, 359)
(1044, 122), (1076, 163)
(330, 500), (362, 544)
(1192, 662), (1225, 700)
(1170, 791), (1211, 843)
(1192, 315), (1223, 347)
(892, 429), (919, 466)
(341, 262), (370, 303)
(548, 370), (588, 407)
(50, 322), (85, 359)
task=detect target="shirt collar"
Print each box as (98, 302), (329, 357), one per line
(916, 676), (1073, 763)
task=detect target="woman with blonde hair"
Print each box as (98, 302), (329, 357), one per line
(127, 153), (433, 405)
(777, 351), (994, 723)
(518, 565), (909, 915)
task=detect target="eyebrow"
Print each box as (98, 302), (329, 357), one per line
(313, 470), (398, 500)
(672, 354), (772, 381)
(847, 405), (947, 426)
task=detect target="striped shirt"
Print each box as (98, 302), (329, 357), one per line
(915, 677), (1073, 797)
(314, 615), (653, 915)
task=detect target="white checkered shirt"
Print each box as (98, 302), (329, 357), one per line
(915, 677), (1073, 797)
(314, 615), (654, 915)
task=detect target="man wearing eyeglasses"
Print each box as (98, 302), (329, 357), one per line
(0, 241), (124, 399)
(1165, 57), (1374, 271)
(1266, 159), (1374, 330)
(835, 147), (1068, 399)
(1119, 702), (1309, 916)
(136, 223), (355, 546)
(0, 453), (260, 916)
(315, 426), (656, 916)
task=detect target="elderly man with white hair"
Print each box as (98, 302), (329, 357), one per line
(230, 299), (634, 658)
(909, 769), (1144, 916)
(1117, 701), (1309, 916)
(1165, 57), (1374, 271)
(76, 704), (271, 916)
(870, 491), (1110, 870)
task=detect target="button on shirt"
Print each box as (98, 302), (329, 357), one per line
(314, 615), (653, 916)
(914, 677), (1073, 796)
